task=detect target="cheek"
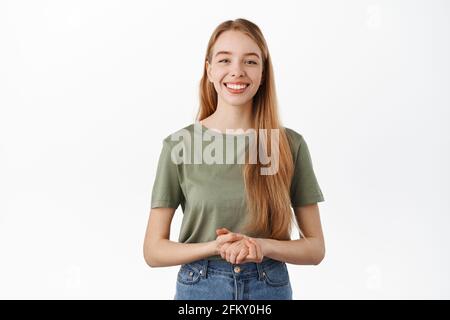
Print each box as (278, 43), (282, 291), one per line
(218, 74), (229, 85)
(210, 68), (226, 81)
(250, 70), (263, 85)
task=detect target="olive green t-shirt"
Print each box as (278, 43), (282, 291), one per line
(150, 122), (324, 260)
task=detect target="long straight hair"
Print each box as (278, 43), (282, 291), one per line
(196, 18), (297, 240)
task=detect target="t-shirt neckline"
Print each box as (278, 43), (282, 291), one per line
(194, 121), (253, 137)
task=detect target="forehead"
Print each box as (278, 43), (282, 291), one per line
(212, 30), (261, 56)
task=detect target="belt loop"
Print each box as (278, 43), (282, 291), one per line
(201, 259), (208, 279)
(256, 261), (264, 281)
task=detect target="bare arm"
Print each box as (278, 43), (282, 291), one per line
(143, 208), (243, 267)
(256, 203), (326, 265)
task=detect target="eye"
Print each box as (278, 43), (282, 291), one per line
(218, 59), (257, 65)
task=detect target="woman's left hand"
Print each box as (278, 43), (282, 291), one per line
(241, 237), (264, 264)
(215, 228), (264, 264)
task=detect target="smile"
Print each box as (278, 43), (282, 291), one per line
(223, 82), (249, 94)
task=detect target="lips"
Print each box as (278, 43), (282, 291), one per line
(223, 82), (250, 94)
(224, 82), (250, 86)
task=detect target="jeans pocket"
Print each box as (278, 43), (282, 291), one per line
(262, 262), (290, 287)
(177, 264), (202, 285)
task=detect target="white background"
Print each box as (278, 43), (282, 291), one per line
(0, 0), (449, 299)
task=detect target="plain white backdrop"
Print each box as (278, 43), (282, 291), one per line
(0, 0), (449, 299)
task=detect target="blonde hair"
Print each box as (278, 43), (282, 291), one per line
(196, 18), (298, 240)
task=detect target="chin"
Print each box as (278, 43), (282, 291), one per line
(225, 99), (252, 107)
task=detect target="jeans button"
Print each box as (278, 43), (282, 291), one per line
(234, 266), (241, 273)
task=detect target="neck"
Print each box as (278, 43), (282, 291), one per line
(207, 99), (253, 131)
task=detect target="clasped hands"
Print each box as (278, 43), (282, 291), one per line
(214, 227), (264, 264)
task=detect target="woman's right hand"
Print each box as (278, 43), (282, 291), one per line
(215, 228), (263, 264)
(214, 227), (246, 255)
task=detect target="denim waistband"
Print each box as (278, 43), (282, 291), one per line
(183, 257), (285, 281)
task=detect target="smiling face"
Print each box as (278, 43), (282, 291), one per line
(206, 30), (264, 108)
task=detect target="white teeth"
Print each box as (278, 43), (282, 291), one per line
(225, 83), (248, 90)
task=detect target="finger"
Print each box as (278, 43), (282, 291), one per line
(216, 232), (241, 246)
(229, 250), (238, 264)
(224, 232), (244, 243)
(251, 239), (263, 262)
(247, 238), (259, 255)
(216, 234), (226, 246)
(226, 247), (232, 263)
(220, 242), (231, 253)
(235, 246), (249, 264)
(220, 242), (231, 259)
(245, 239), (257, 261)
(226, 242), (241, 264)
(216, 227), (230, 235)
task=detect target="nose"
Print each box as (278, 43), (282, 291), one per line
(230, 62), (246, 78)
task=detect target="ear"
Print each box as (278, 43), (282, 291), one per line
(206, 60), (213, 83)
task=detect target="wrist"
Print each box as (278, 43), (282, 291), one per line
(207, 240), (219, 256)
(255, 238), (272, 257)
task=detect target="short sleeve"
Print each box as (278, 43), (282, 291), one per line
(290, 135), (325, 207)
(150, 139), (183, 209)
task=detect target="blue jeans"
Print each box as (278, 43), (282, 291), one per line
(174, 258), (293, 300)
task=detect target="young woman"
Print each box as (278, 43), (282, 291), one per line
(143, 18), (325, 300)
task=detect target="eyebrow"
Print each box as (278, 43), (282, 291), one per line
(214, 51), (261, 59)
